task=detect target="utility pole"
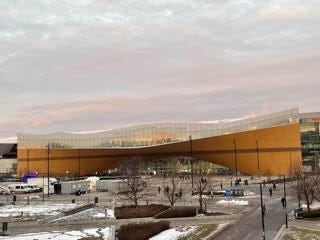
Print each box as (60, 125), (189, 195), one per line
(234, 138), (238, 177)
(256, 140), (260, 177)
(260, 183), (266, 240)
(47, 144), (50, 197)
(189, 135), (194, 190)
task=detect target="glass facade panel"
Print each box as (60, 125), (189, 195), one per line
(18, 108), (300, 149)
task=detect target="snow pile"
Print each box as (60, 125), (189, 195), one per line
(51, 208), (115, 222)
(0, 227), (112, 240)
(0, 203), (77, 218)
(216, 199), (248, 206)
(150, 226), (197, 240)
(301, 201), (320, 210)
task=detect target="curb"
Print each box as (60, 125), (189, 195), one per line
(203, 223), (232, 240)
(273, 225), (285, 240)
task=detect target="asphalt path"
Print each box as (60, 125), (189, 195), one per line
(212, 184), (297, 240)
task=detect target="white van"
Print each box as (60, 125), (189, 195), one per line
(8, 184), (33, 194)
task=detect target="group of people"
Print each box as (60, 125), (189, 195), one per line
(157, 186), (183, 199)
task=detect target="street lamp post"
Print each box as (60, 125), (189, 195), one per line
(256, 141), (260, 177)
(78, 149), (81, 180)
(47, 144), (50, 197)
(313, 143), (317, 171)
(189, 135), (194, 190)
(259, 183), (266, 240)
(234, 138), (238, 177)
(284, 175), (288, 228)
(27, 149), (30, 174)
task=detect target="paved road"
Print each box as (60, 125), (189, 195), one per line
(212, 184), (297, 240)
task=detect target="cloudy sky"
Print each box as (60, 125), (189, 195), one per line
(0, 0), (320, 142)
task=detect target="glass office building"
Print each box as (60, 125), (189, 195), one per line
(299, 112), (320, 169)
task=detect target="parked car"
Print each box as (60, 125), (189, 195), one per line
(8, 184), (33, 194)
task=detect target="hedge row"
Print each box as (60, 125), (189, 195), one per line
(115, 204), (169, 219)
(303, 209), (320, 218)
(118, 221), (170, 240)
(155, 207), (197, 219)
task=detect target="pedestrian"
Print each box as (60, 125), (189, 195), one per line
(262, 204), (266, 216)
(179, 189), (182, 199)
(281, 196), (286, 208)
(263, 179), (266, 187)
(269, 187), (272, 197)
(158, 186), (161, 194)
(220, 182), (223, 190)
(273, 182), (276, 190)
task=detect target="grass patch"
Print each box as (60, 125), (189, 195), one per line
(115, 204), (169, 219)
(177, 224), (218, 240)
(282, 227), (320, 240)
(118, 221), (170, 240)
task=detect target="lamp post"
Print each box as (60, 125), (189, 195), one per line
(233, 138), (238, 177)
(284, 175), (288, 228)
(27, 149), (30, 174)
(256, 141), (260, 177)
(313, 143), (317, 171)
(47, 144), (50, 197)
(189, 135), (194, 190)
(78, 149), (81, 180)
(259, 183), (266, 240)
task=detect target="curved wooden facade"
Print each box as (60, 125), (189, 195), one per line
(17, 124), (302, 176)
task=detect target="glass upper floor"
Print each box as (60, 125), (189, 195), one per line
(18, 108), (300, 149)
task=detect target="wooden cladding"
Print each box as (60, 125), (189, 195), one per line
(17, 124), (302, 176)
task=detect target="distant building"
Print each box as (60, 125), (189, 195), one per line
(16, 108), (319, 177)
(0, 143), (17, 175)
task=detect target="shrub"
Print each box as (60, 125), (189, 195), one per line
(117, 221), (170, 240)
(155, 207), (197, 219)
(115, 204), (169, 219)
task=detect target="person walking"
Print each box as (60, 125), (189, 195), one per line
(158, 186), (161, 194)
(281, 196), (286, 208)
(262, 204), (266, 217)
(269, 187), (273, 197)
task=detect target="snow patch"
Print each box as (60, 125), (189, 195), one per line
(0, 203), (77, 218)
(150, 226), (197, 240)
(216, 199), (248, 206)
(0, 227), (112, 240)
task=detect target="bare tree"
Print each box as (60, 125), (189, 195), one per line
(164, 173), (181, 207)
(115, 157), (150, 207)
(293, 165), (316, 212)
(311, 168), (320, 202)
(194, 173), (210, 213)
